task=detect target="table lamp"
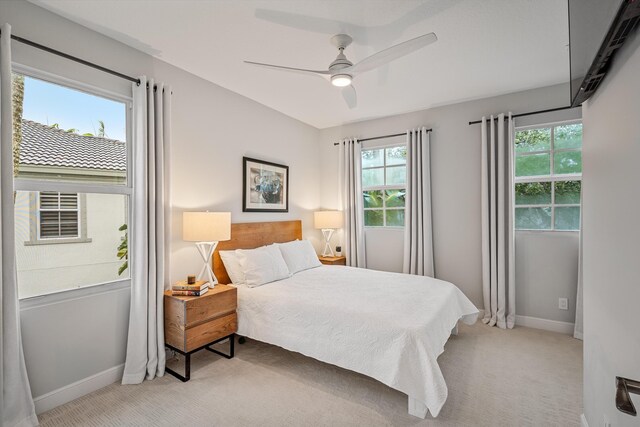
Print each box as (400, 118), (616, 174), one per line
(183, 212), (231, 286)
(314, 210), (343, 257)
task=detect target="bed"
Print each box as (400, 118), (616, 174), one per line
(212, 220), (479, 418)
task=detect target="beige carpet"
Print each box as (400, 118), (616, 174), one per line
(39, 323), (582, 427)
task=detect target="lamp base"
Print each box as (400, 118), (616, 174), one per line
(321, 229), (335, 257)
(195, 241), (219, 286)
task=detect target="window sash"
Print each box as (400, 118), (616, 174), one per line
(515, 205), (581, 231)
(362, 145), (406, 194)
(514, 121), (582, 232)
(515, 147), (581, 157)
(12, 65), (133, 300)
(515, 174), (581, 183)
(362, 188), (405, 227)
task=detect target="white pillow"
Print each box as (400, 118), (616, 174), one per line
(278, 240), (322, 274)
(219, 250), (246, 285)
(236, 245), (291, 287)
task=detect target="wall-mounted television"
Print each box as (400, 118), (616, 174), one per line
(569, 0), (640, 107)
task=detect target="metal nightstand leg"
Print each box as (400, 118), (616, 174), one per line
(164, 333), (235, 382)
(165, 348), (191, 382)
(205, 333), (235, 359)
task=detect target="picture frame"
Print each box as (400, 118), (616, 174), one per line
(242, 157), (289, 212)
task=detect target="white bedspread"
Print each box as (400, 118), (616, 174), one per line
(236, 266), (479, 417)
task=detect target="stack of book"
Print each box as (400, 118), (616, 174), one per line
(171, 280), (209, 296)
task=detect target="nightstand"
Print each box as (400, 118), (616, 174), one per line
(164, 284), (237, 382)
(319, 255), (347, 266)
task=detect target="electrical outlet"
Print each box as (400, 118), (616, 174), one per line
(559, 298), (569, 310)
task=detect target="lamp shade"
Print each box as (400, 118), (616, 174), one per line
(314, 210), (343, 229)
(183, 212), (231, 242)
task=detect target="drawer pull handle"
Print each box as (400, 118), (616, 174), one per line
(616, 376), (640, 416)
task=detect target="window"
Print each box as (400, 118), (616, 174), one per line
(514, 122), (582, 231)
(38, 192), (79, 239)
(12, 70), (131, 299)
(361, 145), (406, 227)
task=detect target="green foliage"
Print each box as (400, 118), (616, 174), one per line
(554, 151), (582, 174)
(554, 181), (581, 204)
(385, 209), (405, 227)
(117, 223), (128, 276)
(97, 120), (107, 137)
(12, 73), (24, 179)
(515, 128), (550, 153)
(515, 153), (550, 177)
(554, 124), (582, 149)
(363, 189), (405, 226)
(385, 189), (405, 207)
(48, 121), (108, 138)
(363, 190), (383, 208)
(364, 210), (383, 226)
(515, 181), (581, 206)
(515, 182), (551, 205)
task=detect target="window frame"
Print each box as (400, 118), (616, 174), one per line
(38, 192), (80, 240)
(12, 64), (133, 300)
(24, 192), (92, 245)
(361, 142), (407, 228)
(514, 119), (582, 232)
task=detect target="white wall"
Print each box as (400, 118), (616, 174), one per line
(515, 231), (578, 323)
(15, 192), (127, 298)
(1, 0), (321, 403)
(320, 84), (581, 313)
(581, 31), (640, 427)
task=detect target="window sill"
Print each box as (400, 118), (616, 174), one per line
(364, 226), (405, 230)
(24, 237), (92, 246)
(515, 229), (580, 234)
(18, 278), (130, 310)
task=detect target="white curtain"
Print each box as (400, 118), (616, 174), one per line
(338, 138), (366, 268)
(481, 113), (516, 329)
(403, 127), (434, 277)
(0, 23), (38, 426)
(573, 204), (583, 340)
(122, 77), (171, 384)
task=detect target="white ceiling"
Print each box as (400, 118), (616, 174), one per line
(31, 0), (569, 129)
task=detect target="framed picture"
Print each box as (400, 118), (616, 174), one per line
(243, 157), (289, 212)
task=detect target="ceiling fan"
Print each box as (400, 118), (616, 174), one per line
(244, 32), (437, 109)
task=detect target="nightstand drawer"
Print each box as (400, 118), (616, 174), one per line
(185, 312), (237, 352)
(185, 287), (237, 327)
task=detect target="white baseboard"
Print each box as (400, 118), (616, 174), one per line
(580, 413), (589, 427)
(515, 315), (575, 335)
(33, 363), (124, 414)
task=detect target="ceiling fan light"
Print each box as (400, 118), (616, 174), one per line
(331, 74), (352, 87)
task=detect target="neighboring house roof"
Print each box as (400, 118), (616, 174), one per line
(19, 119), (126, 171)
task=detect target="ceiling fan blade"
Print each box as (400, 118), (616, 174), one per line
(341, 85), (357, 109)
(244, 61), (330, 76)
(345, 32), (437, 75)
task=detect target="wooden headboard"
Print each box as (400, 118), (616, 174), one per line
(212, 220), (302, 284)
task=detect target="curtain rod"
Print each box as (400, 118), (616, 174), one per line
(468, 105), (579, 125)
(1, 30), (141, 84)
(333, 129), (432, 146)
